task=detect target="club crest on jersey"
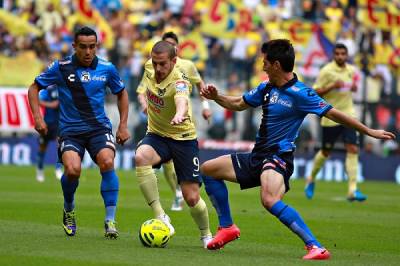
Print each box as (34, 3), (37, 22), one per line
(270, 92), (279, 104)
(176, 81), (188, 92)
(157, 87), (166, 97)
(80, 71), (91, 82)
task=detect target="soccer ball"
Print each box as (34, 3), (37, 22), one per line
(139, 219), (171, 248)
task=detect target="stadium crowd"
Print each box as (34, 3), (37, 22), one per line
(0, 0), (399, 155)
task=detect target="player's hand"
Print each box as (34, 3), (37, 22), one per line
(332, 80), (344, 89)
(116, 125), (131, 145)
(350, 83), (357, 92)
(34, 118), (48, 136)
(202, 108), (212, 123)
(200, 84), (219, 100)
(367, 129), (396, 140)
(171, 114), (188, 125)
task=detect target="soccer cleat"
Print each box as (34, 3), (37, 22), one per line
(62, 209), (76, 236)
(207, 224), (240, 250)
(36, 169), (45, 183)
(303, 245), (330, 260)
(157, 213), (175, 237)
(104, 220), (119, 239)
(347, 190), (367, 202)
(304, 181), (315, 199)
(55, 168), (63, 180)
(200, 235), (213, 249)
(171, 196), (184, 211)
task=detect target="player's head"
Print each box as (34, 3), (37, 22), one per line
(151, 41), (177, 82)
(333, 43), (348, 67)
(72, 26), (98, 67)
(162, 32), (179, 46)
(261, 39), (295, 83)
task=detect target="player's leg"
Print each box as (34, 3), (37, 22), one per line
(305, 126), (338, 199)
(36, 136), (47, 182)
(260, 168), (330, 260)
(200, 154), (242, 249)
(162, 160), (184, 211)
(172, 141), (212, 247)
(135, 134), (173, 234)
(344, 129), (367, 201)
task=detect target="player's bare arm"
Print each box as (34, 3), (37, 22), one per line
(201, 84), (249, 111)
(116, 89), (131, 145)
(315, 80), (344, 96)
(325, 108), (395, 140)
(28, 82), (48, 136)
(196, 80), (212, 121)
(137, 92), (148, 114)
(171, 96), (188, 125)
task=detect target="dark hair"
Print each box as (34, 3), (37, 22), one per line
(334, 43), (348, 53)
(261, 39), (295, 72)
(162, 32), (179, 44)
(74, 26), (97, 42)
(152, 41), (176, 59)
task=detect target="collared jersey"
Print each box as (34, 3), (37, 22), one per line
(137, 57), (201, 94)
(313, 61), (356, 127)
(142, 67), (196, 140)
(34, 55), (125, 136)
(39, 85), (59, 125)
(243, 74), (332, 154)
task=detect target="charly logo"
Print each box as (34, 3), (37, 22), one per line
(157, 87), (166, 97)
(68, 74), (75, 82)
(81, 71), (91, 82)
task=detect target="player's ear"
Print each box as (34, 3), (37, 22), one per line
(172, 56), (177, 64)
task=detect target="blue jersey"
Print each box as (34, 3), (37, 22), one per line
(39, 85), (59, 125)
(243, 74), (332, 154)
(34, 55), (125, 137)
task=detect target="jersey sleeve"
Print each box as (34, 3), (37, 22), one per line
(34, 61), (60, 89)
(296, 87), (332, 117)
(174, 80), (190, 99)
(107, 64), (125, 94)
(186, 61), (202, 84)
(38, 89), (50, 101)
(242, 82), (267, 107)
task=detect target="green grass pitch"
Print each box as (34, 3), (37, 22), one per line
(0, 165), (399, 266)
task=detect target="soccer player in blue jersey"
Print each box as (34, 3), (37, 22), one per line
(35, 85), (63, 182)
(28, 26), (130, 239)
(200, 39), (395, 259)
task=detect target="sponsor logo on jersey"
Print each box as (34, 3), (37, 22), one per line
(147, 90), (165, 107)
(68, 74), (75, 82)
(277, 98), (293, 108)
(175, 81), (188, 92)
(59, 60), (71, 65)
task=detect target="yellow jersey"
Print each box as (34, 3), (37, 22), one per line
(137, 57), (202, 94)
(314, 61), (356, 127)
(142, 67), (196, 140)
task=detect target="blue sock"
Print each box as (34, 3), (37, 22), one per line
(37, 151), (45, 169)
(61, 174), (79, 211)
(203, 175), (233, 227)
(269, 200), (321, 247)
(101, 170), (119, 222)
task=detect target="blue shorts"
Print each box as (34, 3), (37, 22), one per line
(39, 123), (58, 144)
(137, 133), (201, 184)
(322, 125), (359, 150)
(231, 151), (294, 192)
(58, 129), (116, 163)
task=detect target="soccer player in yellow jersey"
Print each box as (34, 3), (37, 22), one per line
(135, 41), (213, 248)
(305, 43), (367, 201)
(137, 32), (212, 212)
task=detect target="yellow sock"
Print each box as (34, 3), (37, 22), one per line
(309, 150), (328, 181)
(163, 161), (177, 194)
(346, 152), (359, 195)
(136, 166), (164, 217)
(189, 197), (211, 237)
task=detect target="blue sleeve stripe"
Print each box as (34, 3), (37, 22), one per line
(242, 95), (256, 107)
(319, 105), (333, 117)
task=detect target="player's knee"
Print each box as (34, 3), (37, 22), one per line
(98, 157), (114, 171)
(184, 193), (200, 207)
(64, 165), (80, 179)
(135, 151), (150, 166)
(261, 195), (279, 210)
